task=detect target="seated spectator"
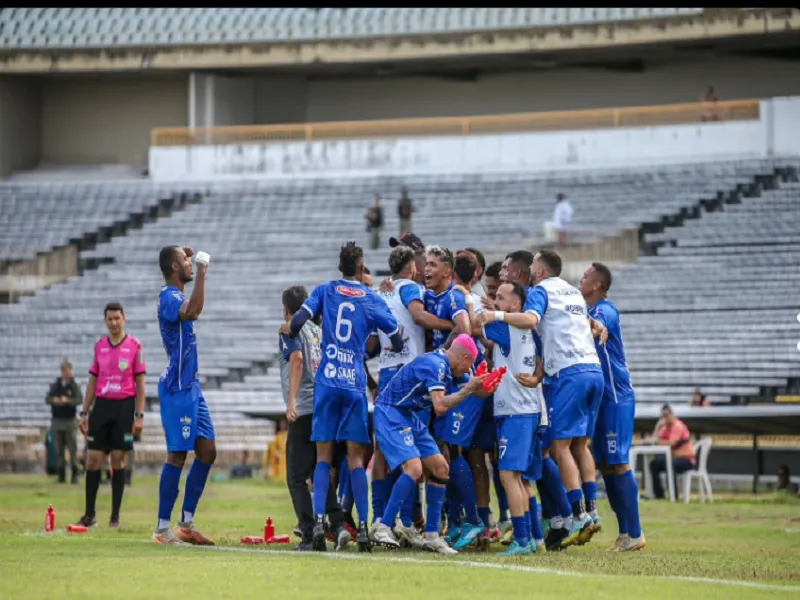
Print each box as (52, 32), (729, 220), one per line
(777, 465), (799, 496)
(230, 450), (254, 480)
(647, 404), (696, 500)
(690, 388), (710, 407)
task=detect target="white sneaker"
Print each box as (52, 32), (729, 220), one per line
(423, 535), (458, 555)
(395, 521), (426, 549)
(371, 521), (400, 548)
(617, 534), (646, 552)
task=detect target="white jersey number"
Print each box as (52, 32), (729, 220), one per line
(335, 302), (355, 343)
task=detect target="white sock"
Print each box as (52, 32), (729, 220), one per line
(181, 511), (194, 524)
(157, 518), (170, 531)
(589, 509), (598, 518)
(550, 516), (564, 529)
(425, 531), (440, 541)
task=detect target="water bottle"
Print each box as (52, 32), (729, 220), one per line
(45, 505), (55, 532)
(264, 516), (275, 541)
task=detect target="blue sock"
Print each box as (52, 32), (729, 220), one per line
(338, 458), (351, 504)
(157, 463), (182, 525)
(542, 457), (572, 519)
(525, 511), (532, 542)
(603, 473), (627, 534)
(180, 460), (211, 522)
(381, 473), (416, 526)
(566, 488), (585, 518)
(425, 485), (446, 534)
(582, 481), (598, 515)
(371, 479), (389, 524)
(312, 462), (331, 517)
(621, 470), (643, 538)
(350, 467), (370, 525)
(529, 496), (544, 541)
(478, 506), (491, 528)
(399, 482), (416, 527)
(447, 483), (463, 526)
(511, 515), (529, 547)
(451, 456), (481, 525)
(536, 478), (553, 519)
(492, 461), (510, 521)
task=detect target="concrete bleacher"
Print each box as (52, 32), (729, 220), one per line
(0, 8), (707, 50)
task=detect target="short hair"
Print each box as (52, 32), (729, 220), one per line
(282, 286), (308, 315)
(425, 245), (454, 269)
(454, 251), (477, 285)
(591, 262), (613, 291)
(104, 302), (124, 317)
(339, 242), (363, 277)
(388, 246), (415, 276)
(502, 281), (527, 308)
(485, 261), (502, 278)
(661, 403), (673, 414)
(159, 245), (180, 278)
(506, 250), (534, 269)
(536, 249), (562, 277)
(463, 247), (486, 272)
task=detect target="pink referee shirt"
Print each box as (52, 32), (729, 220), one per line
(89, 335), (146, 400)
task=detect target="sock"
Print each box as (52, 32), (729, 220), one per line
(413, 484), (424, 524)
(425, 484), (446, 534)
(157, 463), (181, 527)
(603, 473), (627, 535)
(511, 515), (529, 547)
(399, 482), (416, 527)
(451, 456), (481, 524)
(447, 483), (463, 527)
(478, 506), (491, 528)
(529, 496), (544, 541)
(84, 469), (101, 518)
(110, 469), (126, 521)
(338, 458), (349, 501)
(566, 488), (586, 519)
(350, 467), (370, 525)
(542, 457), (572, 519)
(525, 511), (532, 543)
(181, 460), (211, 523)
(491, 462), (510, 521)
(582, 481), (598, 516)
(537, 478), (553, 519)
(381, 473), (416, 526)
(371, 479), (389, 524)
(621, 470), (643, 538)
(312, 462), (332, 518)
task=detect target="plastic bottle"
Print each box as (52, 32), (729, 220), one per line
(45, 505), (55, 532)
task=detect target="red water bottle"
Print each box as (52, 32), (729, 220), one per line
(45, 505), (55, 532)
(264, 517), (275, 541)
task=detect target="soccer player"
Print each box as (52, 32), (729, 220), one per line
(152, 246), (217, 546)
(483, 261), (503, 301)
(284, 242), (403, 552)
(371, 335), (488, 554)
(464, 247), (487, 298)
(580, 262), (645, 551)
(423, 245), (470, 350)
(76, 302), (146, 528)
(482, 282), (546, 555)
(481, 249), (604, 548)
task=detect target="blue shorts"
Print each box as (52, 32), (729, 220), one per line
(434, 395), (485, 448)
(548, 368), (604, 441)
(470, 397), (496, 451)
(592, 394), (635, 466)
(495, 413), (539, 473)
(378, 366), (402, 395)
(522, 430), (544, 482)
(158, 381), (216, 453)
(311, 382), (370, 445)
(374, 403), (440, 472)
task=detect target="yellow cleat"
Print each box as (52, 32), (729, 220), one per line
(576, 516), (602, 546)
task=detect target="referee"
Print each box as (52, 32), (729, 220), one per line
(76, 302), (146, 528)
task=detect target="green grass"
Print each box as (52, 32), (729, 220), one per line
(1, 474), (799, 599)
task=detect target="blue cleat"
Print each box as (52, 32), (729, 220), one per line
(498, 540), (533, 557)
(445, 524), (463, 546)
(453, 523), (483, 550)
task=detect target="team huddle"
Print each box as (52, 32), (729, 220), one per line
(277, 233), (645, 555)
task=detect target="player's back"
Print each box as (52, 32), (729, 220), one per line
(377, 351), (452, 413)
(157, 285), (198, 392)
(590, 298), (634, 400)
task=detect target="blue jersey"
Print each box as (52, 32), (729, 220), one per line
(589, 299), (634, 404)
(377, 350), (466, 412)
(423, 283), (468, 350)
(302, 279), (398, 392)
(157, 285), (199, 392)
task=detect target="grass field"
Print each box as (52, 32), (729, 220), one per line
(1, 474), (798, 599)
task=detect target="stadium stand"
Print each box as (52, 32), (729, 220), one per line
(0, 8), (707, 50)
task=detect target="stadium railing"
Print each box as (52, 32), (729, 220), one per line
(150, 98), (760, 147)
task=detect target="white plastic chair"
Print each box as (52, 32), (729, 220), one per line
(683, 437), (714, 504)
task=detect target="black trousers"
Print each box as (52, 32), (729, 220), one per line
(286, 414), (344, 542)
(649, 456), (695, 500)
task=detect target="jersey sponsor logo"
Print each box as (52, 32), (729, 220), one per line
(335, 285), (366, 298)
(326, 344), (355, 365)
(523, 355), (535, 368)
(324, 363), (337, 378)
(118, 358), (129, 371)
(564, 304), (586, 316)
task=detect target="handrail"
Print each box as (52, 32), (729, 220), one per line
(150, 99), (760, 147)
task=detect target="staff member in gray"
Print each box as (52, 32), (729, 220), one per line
(46, 358), (82, 484)
(279, 285), (347, 551)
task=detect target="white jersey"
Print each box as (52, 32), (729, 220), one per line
(377, 279), (426, 371)
(490, 324), (545, 417)
(526, 277), (600, 377)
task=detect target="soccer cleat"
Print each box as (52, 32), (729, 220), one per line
(498, 519), (513, 536)
(423, 536), (458, 555)
(541, 520), (551, 540)
(444, 524), (463, 546)
(174, 523), (215, 546)
(152, 528), (184, 545)
(76, 515), (97, 528)
(576, 514), (602, 546)
(294, 541), (313, 552)
(357, 523), (373, 553)
(561, 515), (593, 548)
(108, 518), (120, 529)
(616, 534), (646, 552)
(481, 526), (502, 544)
(334, 526), (352, 551)
(544, 526), (568, 551)
(311, 521), (327, 552)
(413, 517), (426, 533)
(609, 534), (629, 552)
(527, 540), (539, 553)
(371, 522), (400, 548)
(498, 540), (533, 557)
(293, 523), (303, 539)
(500, 526), (515, 546)
(453, 523), (484, 550)
(395, 522), (426, 549)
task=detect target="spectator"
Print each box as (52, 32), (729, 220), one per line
(553, 193), (573, 248)
(647, 404), (695, 500)
(777, 465), (799, 495)
(230, 450), (254, 480)
(690, 388), (710, 407)
(45, 358), (82, 484)
(700, 86), (719, 122)
(397, 186), (414, 235)
(365, 193), (384, 250)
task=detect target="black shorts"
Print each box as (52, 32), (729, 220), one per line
(87, 397), (134, 452)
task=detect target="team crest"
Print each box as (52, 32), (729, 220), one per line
(118, 358), (129, 371)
